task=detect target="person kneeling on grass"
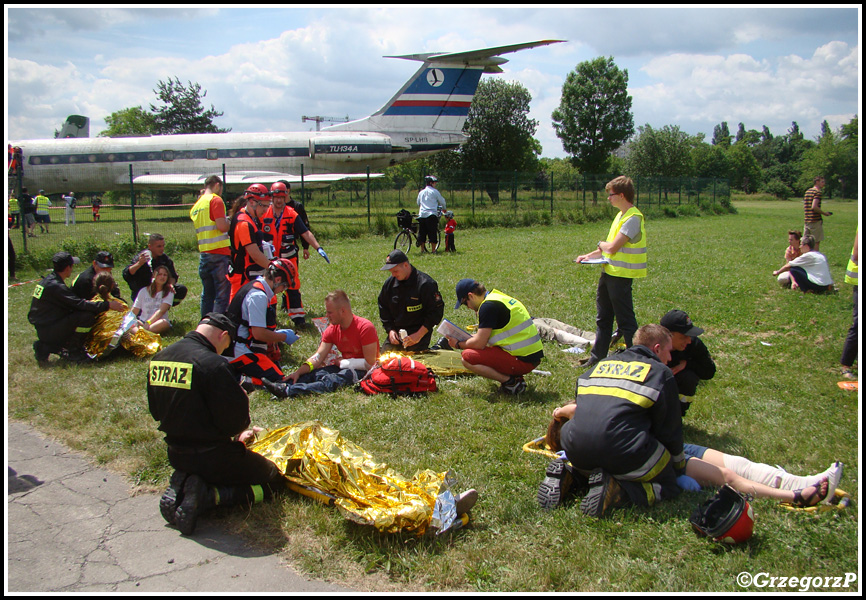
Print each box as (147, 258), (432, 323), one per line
(262, 290), (380, 398)
(446, 278), (544, 395)
(773, 234), (834, 293)
(148, 313), (289, 536)
(542, 409), (837, 511)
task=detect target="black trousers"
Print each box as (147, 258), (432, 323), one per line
(591, 272), (638, 361)
(841, 286), (858, 367)
(418, 215), (439, 247)
(168, 441), (284, 487)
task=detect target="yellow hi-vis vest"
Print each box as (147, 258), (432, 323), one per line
(603, 206), (647, 279)
(845, 230), (858, 286)
(481, 290), (543, 357)
(190, 193), (229, 253)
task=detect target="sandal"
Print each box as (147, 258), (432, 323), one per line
(792, 478), (829, 508)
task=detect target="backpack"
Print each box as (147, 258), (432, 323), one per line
(359, 356), (437, 396)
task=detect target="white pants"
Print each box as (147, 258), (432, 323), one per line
(65, 206), (75, 225)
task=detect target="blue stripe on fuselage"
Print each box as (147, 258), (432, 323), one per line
(401, 67), (483, 96)
(383, 105), (471, 116)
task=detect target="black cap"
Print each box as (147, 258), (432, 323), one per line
(380, 249), (409, 270)
(52, 251), (80, 271)
(94, 251), (115, 268)
(200, 312), (238, 341)
(661, 310), (704, 337)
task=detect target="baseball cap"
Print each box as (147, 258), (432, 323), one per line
(51, 251), (80, 270)
(200, 312), (238, 341)
(661, 310), (704, 337)
(380, 249), (409, 270)
(454, 278), (478, 309)
(94, 251), (115, 268)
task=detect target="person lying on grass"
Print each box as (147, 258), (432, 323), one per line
(543, 406), (836, 509)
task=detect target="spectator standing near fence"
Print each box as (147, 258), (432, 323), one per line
(19, 188), (37, 237)
(63, 192), (76, 226)
(91, 196), (102, 221)
(804, 176), (831, 251)
(416, 175), (446, 253)
(34, 190), (51, 234)
(190, 175), (231, 317)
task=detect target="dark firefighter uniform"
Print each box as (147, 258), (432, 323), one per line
(147, 316), (286, 533)
(560, 345), (686, 508)
(378, 265), (445, 352)
(261, 203), (309, 321)
(29, 271), (111, 355)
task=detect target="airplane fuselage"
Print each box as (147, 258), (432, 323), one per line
(11, 130), (464, 194)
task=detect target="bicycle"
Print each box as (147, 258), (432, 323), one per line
(393, 209), (442, 254)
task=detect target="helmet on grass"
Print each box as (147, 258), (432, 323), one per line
(690, 484), (754, 544)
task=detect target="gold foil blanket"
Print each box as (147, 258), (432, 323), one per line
(84, 297), (162, 358)
(250, 421), (462, 534)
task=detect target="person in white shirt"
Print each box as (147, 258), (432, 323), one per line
(416, 175), (447, 252)
(132, 265), (175, 334)
(773, 235), (834, 293)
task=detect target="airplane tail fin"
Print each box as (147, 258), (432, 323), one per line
(325, 40), (563, 135)
(56, 115), (90, 139)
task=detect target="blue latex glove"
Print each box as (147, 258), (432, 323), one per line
(317, 247), (330, 264)
(677, 474), (701, 492)
(276, 329), (299, 345)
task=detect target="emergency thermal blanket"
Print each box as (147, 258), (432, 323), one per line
(250, 421), (464, 535)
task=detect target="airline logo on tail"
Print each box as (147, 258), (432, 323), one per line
(383, 66), (483, 118)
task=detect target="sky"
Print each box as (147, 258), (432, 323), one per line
(5, 6), (861, 159)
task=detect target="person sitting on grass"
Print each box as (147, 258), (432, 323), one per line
(542, 404), (837, 510)
(777, 230), (802, 288)
(773, 234), (834, 293)
(262, 290), (379, 398)
(132, 265), (174, 335)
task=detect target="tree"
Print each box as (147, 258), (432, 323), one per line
(149, 77), (230, 135)
(727, 143), (762, 193)
(712, 122), (732, 147)
(625, 124), (694, 178)
(799, 119), (858, 198)
(98, 106), (157, 137)
(552, 56), (634, 203)
(458, 78), (540, 203)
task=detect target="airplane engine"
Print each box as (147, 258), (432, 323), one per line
(309, 133), (392, 162)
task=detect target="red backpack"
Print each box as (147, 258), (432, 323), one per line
(359, 356), (437, 396)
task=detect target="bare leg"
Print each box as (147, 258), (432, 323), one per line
(686, 458), (825, 504)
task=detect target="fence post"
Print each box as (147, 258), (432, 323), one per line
(128, 164), (138, 246)
(582, 173), (586, 212)
(300, 164), (305, 204)
(16, 168), (27, 252)
(471, 169), (476, 218)
(366, 166), (371, 227)
(550, 171), (554, 216)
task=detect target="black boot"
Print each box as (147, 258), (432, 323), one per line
(174, 474), (215, 536)
(261, 378), (292, 398)
(159, 470), (189, 525)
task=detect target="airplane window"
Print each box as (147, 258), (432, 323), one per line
(247, 150), (256, 157)
(50, 157), (59, 164)
(108, 154), (116, 162)
(89, 155), (97, 163)
(69, 156), (77, 163)
(127, 154), (135, 161)
(162, 150), (173, 161)
(31, 157), (41, 165)
(207, 149), (218, 160)
(229, 150), (238, 158)
(148, 153), (157, 160)
(265, 150), (273, 157)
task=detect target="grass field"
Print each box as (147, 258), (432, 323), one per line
(6, 199), (859, 592)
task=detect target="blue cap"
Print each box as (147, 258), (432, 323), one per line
(454, 278), (477, 309)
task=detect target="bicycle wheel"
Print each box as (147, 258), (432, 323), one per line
(394, 230), (414, 254)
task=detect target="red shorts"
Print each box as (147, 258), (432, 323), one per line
(461, 346), (538, 377)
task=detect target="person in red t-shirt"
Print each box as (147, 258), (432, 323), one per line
(261, 290), (380, 398)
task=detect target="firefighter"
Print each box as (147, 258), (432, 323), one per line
(147, 312), (288, 535)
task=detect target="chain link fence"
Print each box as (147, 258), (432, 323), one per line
(8, 163), (729, 268)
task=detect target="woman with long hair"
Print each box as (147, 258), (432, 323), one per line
(132, 265), (174, 334)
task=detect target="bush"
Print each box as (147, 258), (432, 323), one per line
(760, 179), (794, 199)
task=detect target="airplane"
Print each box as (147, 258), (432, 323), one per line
(9, 40), (564, 195)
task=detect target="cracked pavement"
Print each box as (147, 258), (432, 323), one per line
(7, 420), (350, 593)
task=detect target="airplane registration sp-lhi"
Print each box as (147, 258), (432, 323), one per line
(11, 40), (563, 195)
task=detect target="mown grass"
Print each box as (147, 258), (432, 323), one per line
(6, 199), (858, 592)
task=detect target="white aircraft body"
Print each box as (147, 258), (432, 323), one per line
(10, 40), (563, 194)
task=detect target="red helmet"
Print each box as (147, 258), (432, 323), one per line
(690, 485), (755, 544)
(268, 258), (299, 290)
(270, 182), (288, 198)
(244, 183), (270, 200)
